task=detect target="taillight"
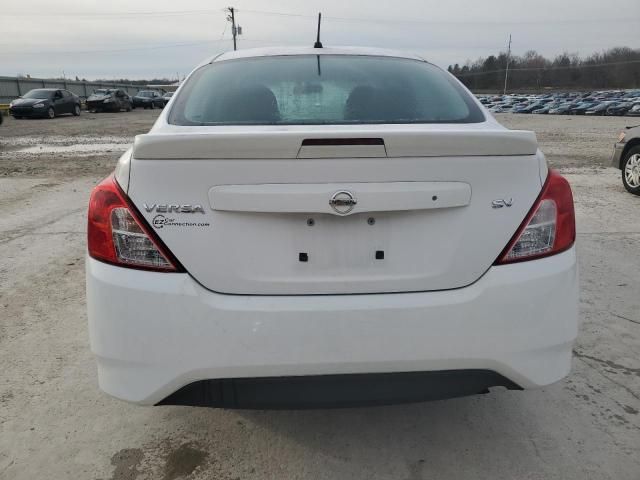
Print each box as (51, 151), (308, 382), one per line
(495, 169), (575, 264)
(87, 175), (183, 272)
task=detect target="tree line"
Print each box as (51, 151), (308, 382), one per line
(15, 74), (178, 85)
(92, 78), (178, 85)
(448, 47), (640, 92)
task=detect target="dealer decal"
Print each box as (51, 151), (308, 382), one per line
(152, 214), (210, 229)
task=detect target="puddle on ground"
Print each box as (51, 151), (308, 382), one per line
(14, 143), (129, 154)
(0, 135), (132, 157)
(162, 444), (208, 480)
(105, 442), (207, 480)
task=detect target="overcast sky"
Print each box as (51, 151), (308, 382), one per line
(1, 0), (639, 80)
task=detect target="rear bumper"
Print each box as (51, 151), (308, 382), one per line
(87, 101), (117, 111)
(132, 99), (152, 107)
(86, 247), (579, 406)
(159, 370), (521, 409)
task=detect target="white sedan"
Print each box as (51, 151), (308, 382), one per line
(86, 47), (578, 408)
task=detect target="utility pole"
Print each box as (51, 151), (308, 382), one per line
(227, 7), (237, 51)
(503, 34), (512, 95)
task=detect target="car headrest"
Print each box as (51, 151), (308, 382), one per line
(344, 86), (377, 121)
(214, 84), (280, 123)
(345, 85), (417, 122)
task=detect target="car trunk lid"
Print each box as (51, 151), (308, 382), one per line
(126, 125), (543, 295)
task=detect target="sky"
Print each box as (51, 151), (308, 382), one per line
(1, 0), (639, 80)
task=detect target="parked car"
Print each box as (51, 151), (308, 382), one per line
(477, 90), (640, 116)
(605, 102), (636, 116)
(626, 104), (640, 116)
(611, 125), (640, 195)
(585, 101), (619, 116)
(532, 103), (558, 114)
(86, 47), (578, 409)
(9, 88), (81, 119)
(132, 90), (164, 109)
(622, 91), (640, 100)
(568, 102), (598, 115)
(512, 103), (542, 114)
(161, 92), (174, 107)
(549, 103), (577, 115)
(86, 89), (132, 112)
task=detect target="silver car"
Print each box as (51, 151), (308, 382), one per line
(612, 124), (640, 195)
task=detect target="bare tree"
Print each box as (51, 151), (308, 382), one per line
(449, 47), (640, 91)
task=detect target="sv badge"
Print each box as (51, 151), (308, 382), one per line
(491, 198), (514, 209)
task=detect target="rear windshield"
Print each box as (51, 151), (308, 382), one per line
(169, 55), (484, 125)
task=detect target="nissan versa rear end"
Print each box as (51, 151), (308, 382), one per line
(86, 47), (578, 408)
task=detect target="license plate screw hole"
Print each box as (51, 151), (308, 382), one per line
(307, 218), (315, 226)
(375, 250), (384, 260)
(432, 195), (438, 201)
(367, 217), (376, 226)
(299, 252), (309, 262)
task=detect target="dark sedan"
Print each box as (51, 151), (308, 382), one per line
(132, 90), (164, 109)
(86, 89), (132, 112)
(9, 88), (81, 119)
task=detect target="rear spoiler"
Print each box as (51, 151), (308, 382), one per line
(132, 128), (538, 159)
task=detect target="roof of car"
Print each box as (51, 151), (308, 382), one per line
(206, 46), (427, 65)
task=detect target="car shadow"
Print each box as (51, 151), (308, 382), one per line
(232, 388), (529, 453)
(157, 387), (575, 478)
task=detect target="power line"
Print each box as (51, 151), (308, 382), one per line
(2, 36), (291, 56)
(239, 9), (640, 26)
(2, 8), (638, 26)
(454, 59), (640, 78)
(3, 6), (639, 61)
(5, 38), (639, 64)
(3, 39), (243, 56)
(1, 9), (225, 18)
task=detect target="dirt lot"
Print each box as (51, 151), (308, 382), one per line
(0, 110), (639, 480)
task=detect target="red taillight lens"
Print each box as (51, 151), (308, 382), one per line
(87, 175), (183, 272)
(495, 169), (575, 264)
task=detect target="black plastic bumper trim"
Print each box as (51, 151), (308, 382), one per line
(156, 370), (522, 409)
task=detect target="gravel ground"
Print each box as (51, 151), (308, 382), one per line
(0, 111), (638, 480)
(0, 110), (152, 178)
